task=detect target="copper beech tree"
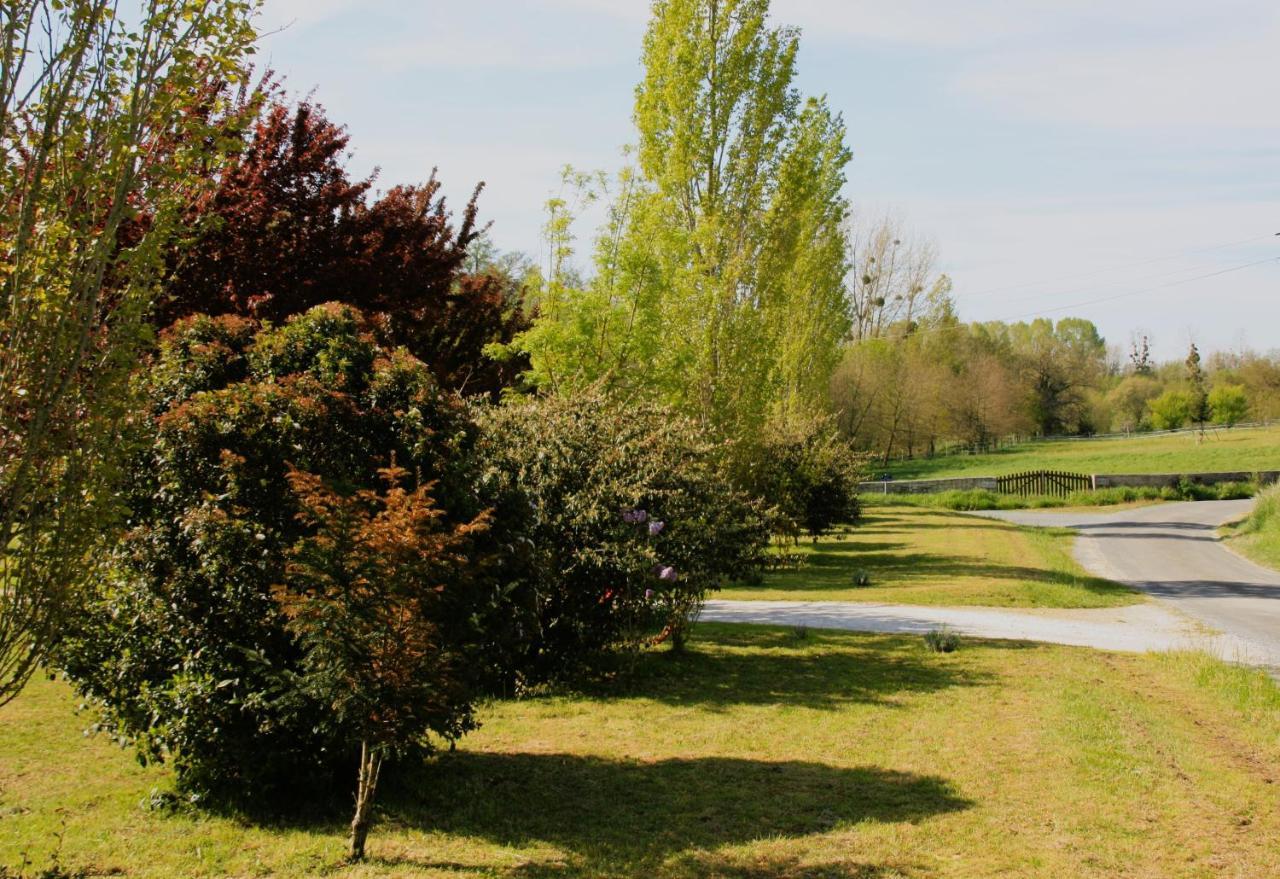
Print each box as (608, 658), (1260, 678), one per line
(160, 83), (528, 396)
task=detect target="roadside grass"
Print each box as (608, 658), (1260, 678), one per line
(722, 506), (1140, 607)
(882, 424), (1280, 480)
(868, 481), (1257, 512)
(1224, 484), (1280, 571)
(5, 625), (1280, 877)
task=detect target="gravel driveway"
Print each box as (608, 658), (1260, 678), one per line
(704, 499), (1280, 667)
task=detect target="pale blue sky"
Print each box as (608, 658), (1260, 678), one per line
(257, 1), (1279, 360)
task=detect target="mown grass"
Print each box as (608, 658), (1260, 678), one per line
(722, 506), (1140, 607)
(1224, 484), (1280, 571)
(4, 625), (1280, 877)
(883, 424), (1280, 480)
(869, 481), (1257, 512)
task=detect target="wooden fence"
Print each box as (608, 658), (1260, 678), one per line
(995, 470), (1092, 498)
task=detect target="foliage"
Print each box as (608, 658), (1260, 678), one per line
(509, 0), (852, 437)
(0, 0), (259, 706)
(57, 304), (528, 804)
(1209, 384), (1249, 427)
(738, 416), (865, 541)
(1185, 343), (1211, 429)
(1148, 389), (1192, 430)
(923, 627), (961, 653)
(159, 84), (528, 397)
(1226, 483), (1280, 572)
(281, 464), (491, 860)
(476, 393), (768, 669)
(868, 481), (1259, 512)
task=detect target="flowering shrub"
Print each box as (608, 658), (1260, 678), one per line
(476, 394), (768, 674)
(57, 304), (532, 805)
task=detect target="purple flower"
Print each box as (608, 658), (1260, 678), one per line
(658, 566), (677, 582)
(622, 508), (648, 525)
(644, 589), (654, 600)
(648, 520), (665, 537)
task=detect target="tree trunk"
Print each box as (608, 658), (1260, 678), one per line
(348, 740), (384, 862)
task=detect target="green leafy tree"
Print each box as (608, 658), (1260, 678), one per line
(1209, 384), (1249, 427)
(1186, 343), (1211, 431)
(1148, 389), (1193, 431)
(509, 0), (851, 436)
(0, 0), (259, 706)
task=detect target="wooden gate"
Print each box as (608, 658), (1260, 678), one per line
(996, 470), (1092, 498)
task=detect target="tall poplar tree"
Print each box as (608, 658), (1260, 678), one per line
(510, 0), (851, 437)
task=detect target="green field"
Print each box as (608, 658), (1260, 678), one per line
(4, 627), (1280, 878)
(721, 506), (1140, 607)
(883, 424), (1280, 480)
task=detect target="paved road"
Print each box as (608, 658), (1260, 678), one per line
(703, 499), (1280, 667)
(976, 499), (1280, 666)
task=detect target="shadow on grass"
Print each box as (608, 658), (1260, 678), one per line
(593, 630), (998, 710)
(378, 752), (968, 877)
(756, 546), (1131, 600)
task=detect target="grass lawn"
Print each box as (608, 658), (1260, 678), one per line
(1224, 486), (1280, 571)
(883, 424), (1280, 480)
(720, 506), (1140, 607)
(4, 625), (1280, 877)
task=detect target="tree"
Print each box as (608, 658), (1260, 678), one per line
(160, 89), (528, 396)
(0, 0), (258, 706)
(281, 464), (490, 861)
(1209, 384), (1249, 428)
(509, 0), (852, 436)
(1148, 389), (1192, 430)
(1009, 318), (1107, 436)
(1128, 334), (1153, 376)
(846, 214), (949, 342)
(1107, 375), (1161, 433)
(1185, 343), (1211, 433)
(58, 305), (531, 804)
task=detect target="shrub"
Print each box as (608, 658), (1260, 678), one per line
(476, 394), (768, 672)
(739, 416), (866, 541)
(57, 305), (532, 806)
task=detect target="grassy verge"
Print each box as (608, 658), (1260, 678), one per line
(883, 424), (1280, 480)
(1224, 484), (1280, 570)
(868, 481), (1257, 512)
(4, 625), (1280, 877)
(721, 506), (1140, 607)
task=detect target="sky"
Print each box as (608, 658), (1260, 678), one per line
(256, 0), (1279, 361)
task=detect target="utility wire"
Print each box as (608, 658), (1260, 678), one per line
(958, 231), (1278, 301)
(872, 252), (1280, 343)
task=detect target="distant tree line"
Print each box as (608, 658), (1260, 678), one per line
(830, 219), (1277, 463)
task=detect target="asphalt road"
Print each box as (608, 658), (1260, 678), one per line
(977, 499), (1280, 666)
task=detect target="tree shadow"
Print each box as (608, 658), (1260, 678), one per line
(377, 752), (969, 877)
(754, 542), (1132, 600)
(595, 630), (997, 710)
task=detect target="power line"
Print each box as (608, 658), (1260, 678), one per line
(875, 252), (1280, 343)
(957, 231), (1278, 301)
